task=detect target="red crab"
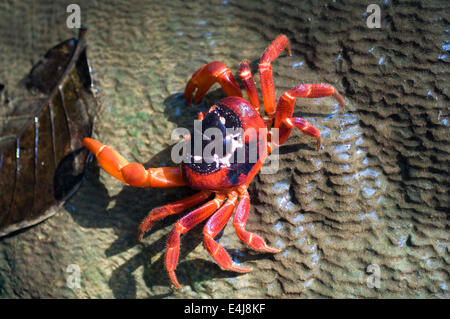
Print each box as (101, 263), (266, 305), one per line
(83, 35), (345, 288)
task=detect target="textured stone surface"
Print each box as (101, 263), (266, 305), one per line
(0, 0), (448, 298)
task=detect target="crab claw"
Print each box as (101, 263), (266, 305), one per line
(83, 137), (186, 188)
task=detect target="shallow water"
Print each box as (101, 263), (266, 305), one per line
(0, 0), (448, 298)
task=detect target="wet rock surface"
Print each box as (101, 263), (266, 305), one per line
(0, 0), (448, 298)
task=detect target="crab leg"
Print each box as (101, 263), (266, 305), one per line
(259, 34), (291, 122)
(281, 117), (322, 150)
(203, 191), (252, 273)
(233, 189), (280, 253)
(185, 61), (242, 105)
(272, 83), (345, 148)
(165, 193), (226, 289)
(274, 83), (345, 128)
(138, 190), (211, 241)
(83, 137), (186, 188)
(238, 61), (260, 112)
